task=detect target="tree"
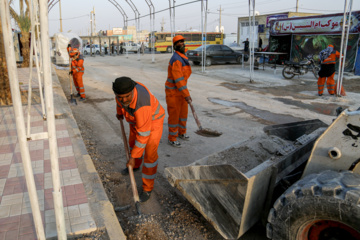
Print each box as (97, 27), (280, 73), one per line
(10, 0), (31, 68)
(0, 14), (11, 105)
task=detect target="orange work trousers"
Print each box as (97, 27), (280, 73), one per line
(166, 95), (188, 141)
(73, 72), (85, 98)
(317, 72), (335, 95)
(128, 118), (164, 192)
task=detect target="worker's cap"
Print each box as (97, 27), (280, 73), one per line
(112, 77), (137, 95)
(328, 44), (334, 48)
(173, 35), (185, 44)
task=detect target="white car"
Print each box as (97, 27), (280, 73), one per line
(83, 44), (104, 55)
(123, 43), (141, 53)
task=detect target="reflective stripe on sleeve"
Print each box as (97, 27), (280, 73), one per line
(166, 86), (177, 90)
(174, 77), (184, 83)
(178, 85), (187, 91)
(153, 113), (165, 120)
(167, 78), (175, 83)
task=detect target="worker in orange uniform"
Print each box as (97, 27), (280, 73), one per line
(317, 44), (340, 96)
(113, 77), (165, 202)
(165, 35), (192, 148)
(69, 48), (86, 101)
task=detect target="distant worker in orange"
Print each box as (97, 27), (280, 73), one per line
(113, 77), (165, 202)
(317, 44), (340, 96)
(69, 48), (86, 100)
(165, 35), (192, 148)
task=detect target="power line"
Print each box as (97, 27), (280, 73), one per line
(49, 14), (89, 21)
(298, 7), (344, 13)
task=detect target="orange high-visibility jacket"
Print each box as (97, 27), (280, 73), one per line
(71, 55), (84, 74)
(166, 51), (192, 98)
(322, 50), (340, 65)
(116, 82), (165, 159)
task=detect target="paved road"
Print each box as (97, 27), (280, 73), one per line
(56, 52), (356, 239)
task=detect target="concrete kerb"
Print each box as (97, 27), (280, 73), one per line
(51, 66), (126, 239)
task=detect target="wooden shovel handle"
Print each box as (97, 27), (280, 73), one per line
(119, 119), (140, 202)
(69, 58), (73, 95)
(189, 102), (202, 130)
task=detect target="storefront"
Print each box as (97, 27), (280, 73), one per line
(269, 11), (360, 71)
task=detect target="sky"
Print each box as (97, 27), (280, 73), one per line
(13, 0), (360, 36)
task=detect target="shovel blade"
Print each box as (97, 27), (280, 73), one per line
(70, 95), (77, 105)
(195, 128), (222, 137)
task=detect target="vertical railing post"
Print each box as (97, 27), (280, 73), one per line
(0, 0), (46, 239)
(38, 0), (67, 238)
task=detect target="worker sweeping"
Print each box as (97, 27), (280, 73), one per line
(165, 35), (192, 148)
(69, 48), (86, 101)
(317, 44), (340, 96)
(113, 77), (165, 203)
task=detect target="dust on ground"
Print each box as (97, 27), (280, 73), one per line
(55, 68), (223, 240)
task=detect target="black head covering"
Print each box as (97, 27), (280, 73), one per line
(112, 77), (137, 94)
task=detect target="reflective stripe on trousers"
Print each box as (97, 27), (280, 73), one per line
(166, 95), (188, 141)
(73, 72), (85, 98)
(128, 117), (164, 192)
(317, 72), (335, 95)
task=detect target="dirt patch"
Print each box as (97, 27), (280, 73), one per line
(55, 68), (223, 240)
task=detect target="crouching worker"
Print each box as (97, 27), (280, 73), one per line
(113, 77), (165, 202)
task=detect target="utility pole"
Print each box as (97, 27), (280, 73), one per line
(296, 0), (299, 12)
(161, 17), (165, 32)
(59, 0), (63, 32)
(93, 7), (96, 35)
(217, 5), (223, 33)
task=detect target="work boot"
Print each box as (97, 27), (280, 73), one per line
(139, 190), (152, 203)
(120, 167), (140, 176)
(76, 93), (81, 97)
(168, 140), (181, 148)
(178, 134), (190, 141)
(318, 94), (323, 96)
(79, 97), (86, 101)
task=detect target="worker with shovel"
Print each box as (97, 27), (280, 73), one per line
(69, 48), (86, 101)
(166, 35), (192, 148)
(113, 77), (165, 203)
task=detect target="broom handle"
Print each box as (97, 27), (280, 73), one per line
(69, 58), (73, 95)
(189, 102), (202, 130)
(119, 118), (140, 203)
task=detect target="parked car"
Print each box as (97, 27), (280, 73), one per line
(83, 44), (104, 55)
(186, 44), (248, 66)
(123, 42), (141, 53)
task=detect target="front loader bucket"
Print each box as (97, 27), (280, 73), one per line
(165, 162), (274, 239)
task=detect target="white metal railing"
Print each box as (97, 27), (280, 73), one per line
(0, 0), (67, 239)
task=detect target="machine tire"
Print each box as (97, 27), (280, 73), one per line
(267, 170), (360, 240)
(282, 66), (295, 79)
(84, 50), (88, 55)
(167, 46), (172, 53)
(236, 56), (242, 64)
(193, 61), (200, 65)
(313, 66), (320, 79)
(205, 57), (212, 66)
(96, 50), (100, 55)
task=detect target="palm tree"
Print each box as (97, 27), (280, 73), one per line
(10, 0), (31, 68)
(0, 16), (11, 105)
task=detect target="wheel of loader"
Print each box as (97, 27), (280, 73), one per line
(266, 170), (360, 240)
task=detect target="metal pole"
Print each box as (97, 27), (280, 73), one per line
(201, 0), (204, 72)
(204, 0), (208, 71)
(59, 0), (62, 32)
(39, 0), (67, 238)
(337, 0), (352, 96)
(168, 0), (174, 54)
(32, 0), (46, 120)
(0, 0), (46, 239)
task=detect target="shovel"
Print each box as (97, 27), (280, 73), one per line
(189, 101), (222, 137)
(68, 58), (77, 105)
(119, 118), (141, 215)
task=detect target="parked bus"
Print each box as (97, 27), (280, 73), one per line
(149, 32), (225, 53)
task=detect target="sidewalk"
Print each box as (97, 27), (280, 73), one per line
(0, 68), (125, 239)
